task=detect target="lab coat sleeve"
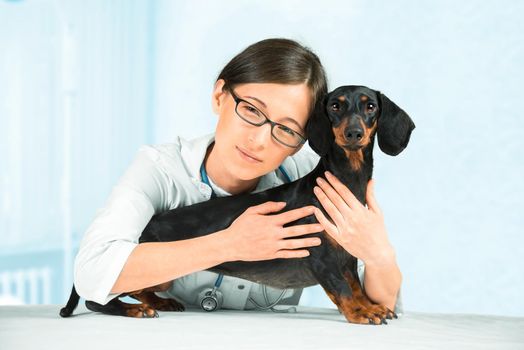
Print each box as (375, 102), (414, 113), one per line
(73, 146), (174, 305)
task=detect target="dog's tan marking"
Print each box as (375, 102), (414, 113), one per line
(332, 119), (364, 171)
(322, 288), (339, 305)
(121, 302), (158, 318)
(361, 119), (378, 145)
(360, 95), (369, 102)
(321, 284), (375, 324)
(342, 270), (396, 322)
(320, 270), (395, 324)
(332, 118), (350, 146)
(130, 291), (185, 312)
(332, 118), (379, 172)
(348, 150), (364, 171)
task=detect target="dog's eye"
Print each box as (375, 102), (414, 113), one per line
(331, 102), (340, 111)
(366, 102), (377, 113)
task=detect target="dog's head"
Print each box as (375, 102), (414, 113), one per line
(306, 85), (415, 161)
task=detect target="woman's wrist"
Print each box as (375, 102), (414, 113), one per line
(362, 244), (397, 268)
(212, 228), (237, 263)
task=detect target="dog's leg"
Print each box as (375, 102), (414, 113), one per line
(128, 291), (185, 312)
(85, 298), (159, 318)
(340, 267), (397, 323)
(313, 259), (391, 325)
(317, 276), (382, 324)
(128, 281), (184, 312)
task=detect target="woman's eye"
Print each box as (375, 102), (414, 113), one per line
(243, 105), (260, 116)
(366, 102), (377, 113)
(277, 125), (296, 136)
(331, 102), (340, 111)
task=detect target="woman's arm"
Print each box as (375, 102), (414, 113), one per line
(111, 233), (230, 293)
(313, 172), (402, 310)
(112, 201), (323, 294)
(360, 247), (402, 311)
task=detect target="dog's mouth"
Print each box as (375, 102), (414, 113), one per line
(341, 143), (364, 151)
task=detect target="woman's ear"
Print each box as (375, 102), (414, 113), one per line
(211, 79), (227, 115)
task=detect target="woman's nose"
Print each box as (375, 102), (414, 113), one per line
(247, 123), (272, 148)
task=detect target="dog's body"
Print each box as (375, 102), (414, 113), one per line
(141, 160), (353, 289)
(60, 85), (415, 324)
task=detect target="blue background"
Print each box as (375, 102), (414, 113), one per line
(0, 0), (522, 316)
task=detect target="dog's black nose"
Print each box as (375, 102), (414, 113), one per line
(345, 127), (364, 142)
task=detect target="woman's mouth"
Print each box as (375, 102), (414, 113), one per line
(236, 146), (262, 163)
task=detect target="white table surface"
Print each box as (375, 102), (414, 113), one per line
(1, 305), (523, 349)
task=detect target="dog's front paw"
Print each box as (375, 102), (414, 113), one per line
(355, 304), (397, 324)
(338, 297), (396, 325)
(342, 306), (383, 325)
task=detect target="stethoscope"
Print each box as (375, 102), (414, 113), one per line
(198, 162), (294, 312)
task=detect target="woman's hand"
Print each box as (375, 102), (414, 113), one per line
(221, 202), (323, 261)
(313, 172), (395, 266)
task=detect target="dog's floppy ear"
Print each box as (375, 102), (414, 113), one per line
(306, 96), (333, 156)
(377, 92), (415, 156)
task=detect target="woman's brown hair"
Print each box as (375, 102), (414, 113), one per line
(217, 38), (328, 118)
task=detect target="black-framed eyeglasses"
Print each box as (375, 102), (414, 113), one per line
(229, 89), (306, 148)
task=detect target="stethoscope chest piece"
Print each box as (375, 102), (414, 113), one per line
(198, 287), (223, 312)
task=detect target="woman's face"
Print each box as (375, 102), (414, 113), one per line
(211, 80), (312, 181)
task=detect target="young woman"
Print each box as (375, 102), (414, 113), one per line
(74, 38), (402, 313)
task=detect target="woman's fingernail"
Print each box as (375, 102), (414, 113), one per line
(316, 177), (324, 185)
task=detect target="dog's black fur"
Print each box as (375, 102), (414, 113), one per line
(60, 85), (414, 324)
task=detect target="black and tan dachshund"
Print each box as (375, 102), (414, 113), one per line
(60, 85), (415, 324)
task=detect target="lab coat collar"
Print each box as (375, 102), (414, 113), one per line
(179, 133), (215, 181)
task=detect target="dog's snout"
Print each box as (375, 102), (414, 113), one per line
(345, 127), (364, 142)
